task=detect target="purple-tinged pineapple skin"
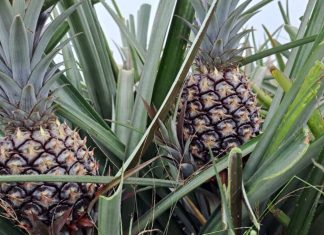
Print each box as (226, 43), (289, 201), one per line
(180, 65), (260, 167)
(0, 122), (99, 232)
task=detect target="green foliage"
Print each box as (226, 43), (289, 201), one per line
(98, 176), (123, 235)
(152, 0), (194, 108)
(0, 0), (323, 234)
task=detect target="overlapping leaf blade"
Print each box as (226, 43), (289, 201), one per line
(60, 0), (116, 119)
(115, 69), (134, 147)
(125, 0), (177, 156)
(152, 0), (194, 108)
(98, 176), (123, 235)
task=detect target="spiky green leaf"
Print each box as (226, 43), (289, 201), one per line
(9, 15), (30, 87)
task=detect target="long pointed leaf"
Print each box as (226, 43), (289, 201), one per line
(24, 0), (45, 54)
(136, 4), (151, 50)
(29, 37), (73, 93)
(126, 0), (177, 155)
(152, 0), (194, 108)
(0, 71), (21, 104)
(60, 0), (116, 119)
(31, 1), (82, 68)
(101, 1), (146, 61)
(98, 176), (123, 235)
(0, 0), (13, 64)
(9, 15), (30, 87)
(115, 69), (134, 146)
(240, 35), (317, 65)
(20, 84), (37, 113)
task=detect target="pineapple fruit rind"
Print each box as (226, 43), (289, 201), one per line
(0, 1), (99, 233)
(179, 0), (261, 167)
(0, 122), (98, 230)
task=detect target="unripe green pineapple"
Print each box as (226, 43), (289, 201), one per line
(179, 0), (261, 167)
(0, 1), (99, 233)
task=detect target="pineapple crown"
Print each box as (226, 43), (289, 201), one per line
(190, 0), (256, 69)
(142, 98), (197, 179)
(155, 115), (197, 179)
(0, 0), (80, 132)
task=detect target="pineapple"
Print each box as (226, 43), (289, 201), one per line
(0, 1), (99, 233)
(180, 0), (261, 167)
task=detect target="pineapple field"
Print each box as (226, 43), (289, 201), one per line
(0, 0), (323, 234)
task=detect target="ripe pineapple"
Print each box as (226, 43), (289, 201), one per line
(180, 0), (261, 167)
(0, 1), (98, 232)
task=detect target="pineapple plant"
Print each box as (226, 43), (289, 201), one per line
(0, 0), (323, 234)
(0, 1), (98, 233)
(179, 0), (261, 166)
